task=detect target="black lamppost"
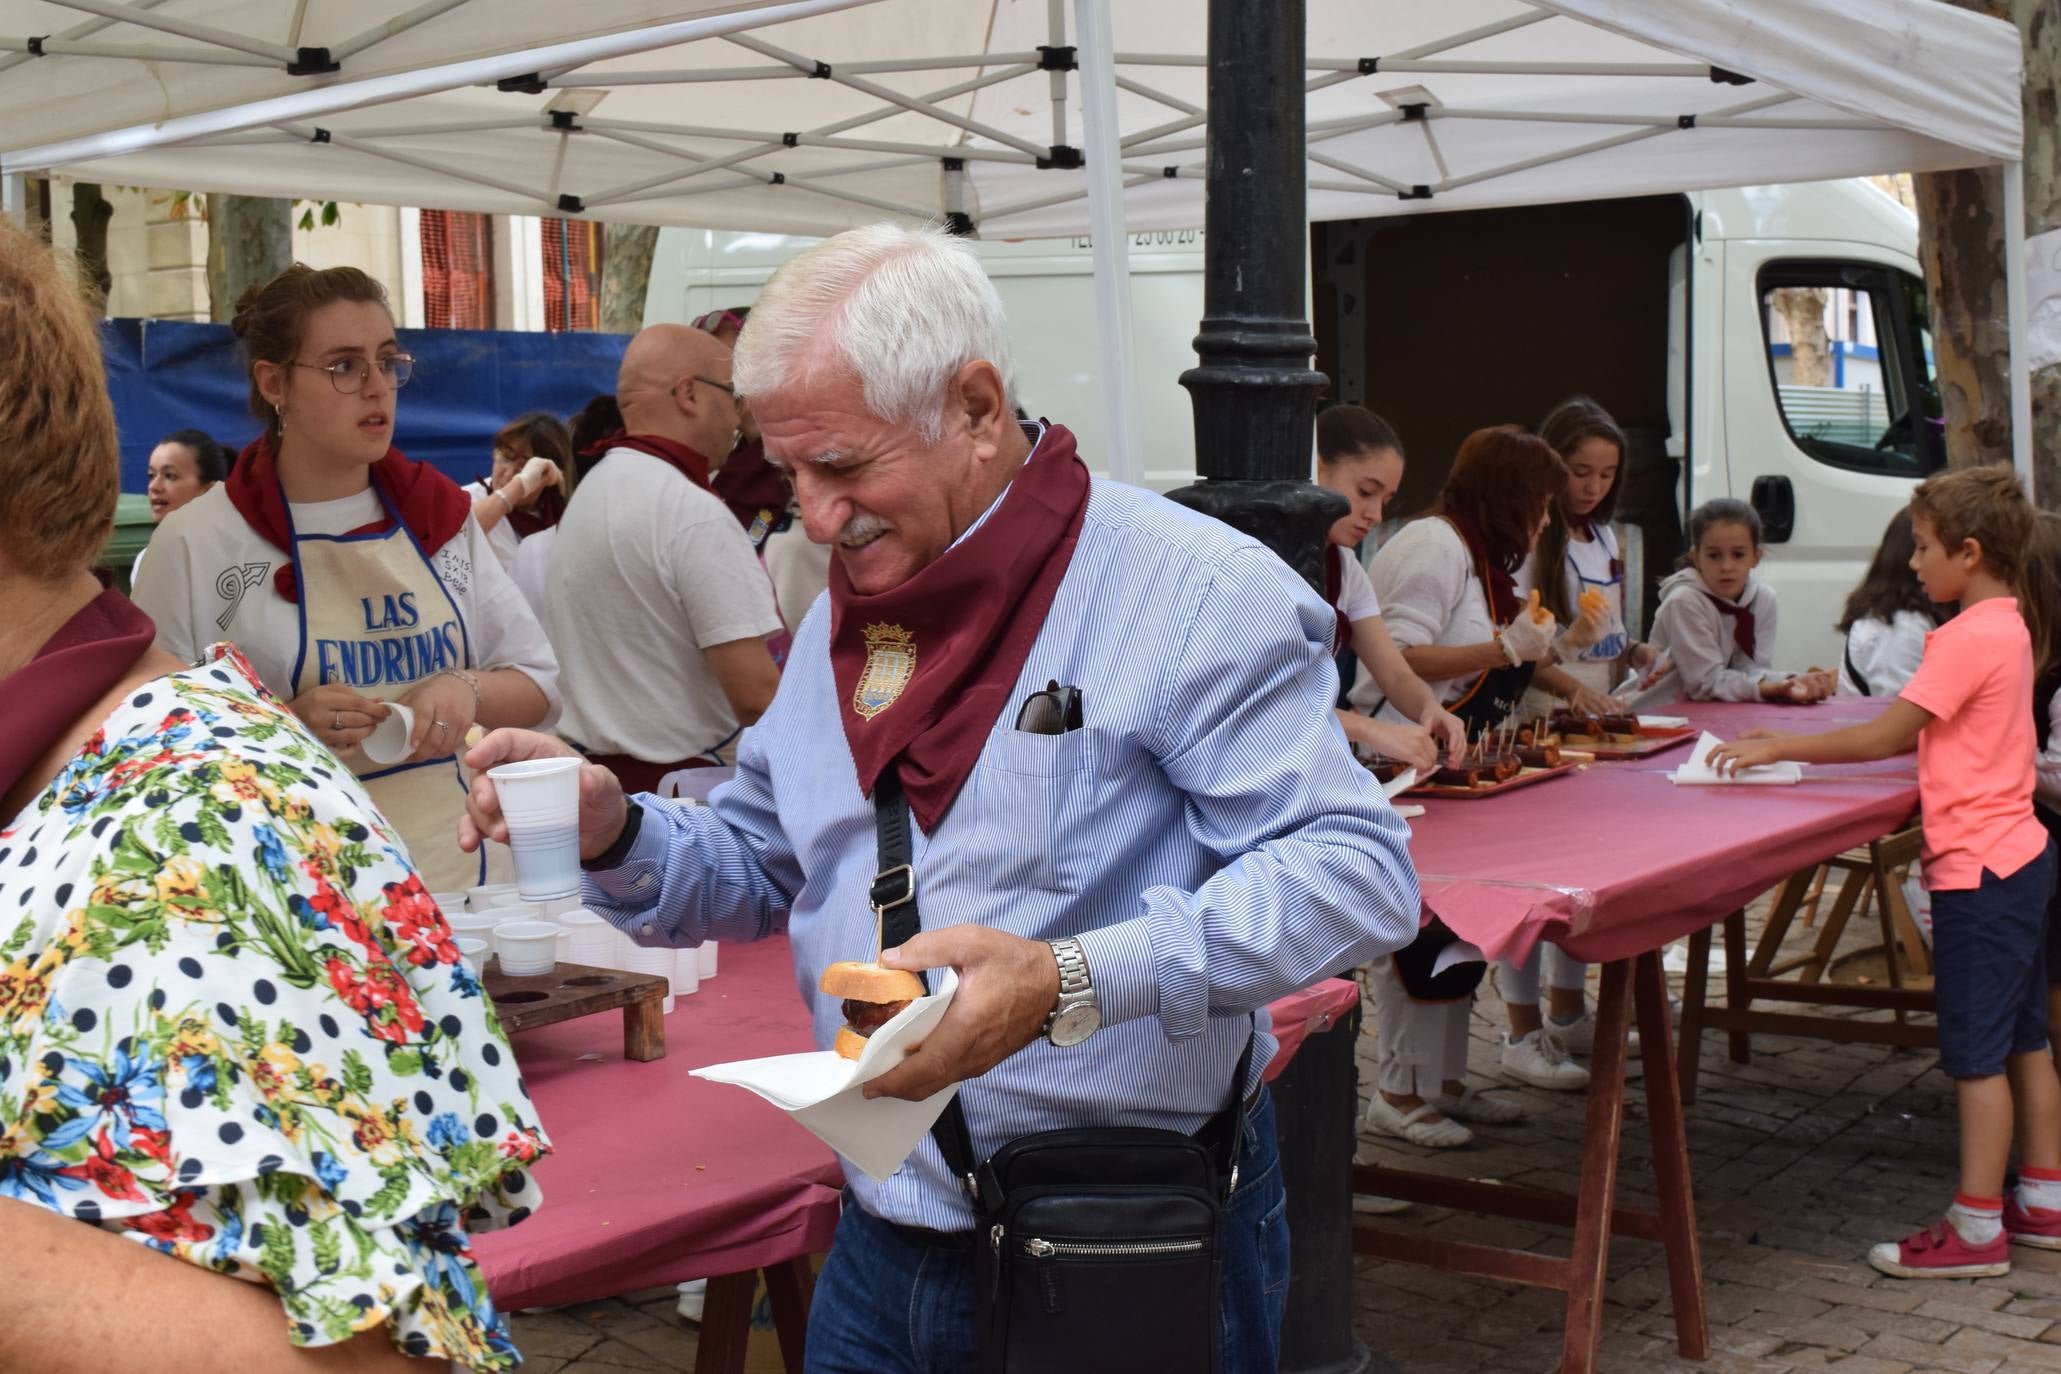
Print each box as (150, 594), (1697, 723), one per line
(1163, 3), (1373, 1372)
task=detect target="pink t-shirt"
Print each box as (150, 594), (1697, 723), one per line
(1898, 596), (2049, 891)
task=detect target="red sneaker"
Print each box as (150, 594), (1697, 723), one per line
(1867, 1219), (2010, 1279)
(2005, 1198), (2061, 1251)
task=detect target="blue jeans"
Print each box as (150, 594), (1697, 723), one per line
(806, 1088), (1290, 1374)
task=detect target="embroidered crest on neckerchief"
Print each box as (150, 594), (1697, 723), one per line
(853, 623), (916, 720)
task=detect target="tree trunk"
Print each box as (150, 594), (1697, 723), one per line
(2020, 0), (2061, 506)
(1770, 287), (1831, 387)
(1914, 164), (2010, 469)
(70, 182), (113, 300)
(600, 222), (659, 334)
(206, 195), (293, 322)
(1919, 0), (2061, 494)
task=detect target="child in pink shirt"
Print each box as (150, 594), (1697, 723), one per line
(1713, 467), (2061, 1280)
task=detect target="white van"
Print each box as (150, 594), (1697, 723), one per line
(647, 179), (1933, 668)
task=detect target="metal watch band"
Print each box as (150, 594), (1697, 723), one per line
(1052, 937), (1091, 996)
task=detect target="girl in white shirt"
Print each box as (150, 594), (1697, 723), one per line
(1355, 426), (1570, 1148)
(1648, 499), (1833, 704)
(1836, 509), (1941, 698)
(1315, 405), (1467, 773)
(465, 411), (575, 581)
(133, 264), (559, 892)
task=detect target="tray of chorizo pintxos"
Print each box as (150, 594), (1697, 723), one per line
(1361, 723), (1583, 800)
(1525, 711), (1697, 759)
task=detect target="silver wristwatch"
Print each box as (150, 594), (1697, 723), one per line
(1044, 936), (1102, 1047)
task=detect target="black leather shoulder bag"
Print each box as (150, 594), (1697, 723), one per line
(871, 774), (1253, 1374)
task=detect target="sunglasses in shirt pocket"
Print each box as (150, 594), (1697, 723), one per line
(967, 727), (1094, 894)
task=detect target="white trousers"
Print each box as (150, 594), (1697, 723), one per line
(1495, 943), (1590, 1006)
(1367, 953), (1474, 1096)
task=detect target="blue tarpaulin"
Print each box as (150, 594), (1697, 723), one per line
(102, 319), (629, 492)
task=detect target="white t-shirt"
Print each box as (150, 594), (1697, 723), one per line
(2038, 686), (2061, 813)
(510, 525), (554, 621)
(1350, 516), (1493, 718)
(761, 511), (833, 633)
(1332, 545), (1382, 623)
(463, 478), (522, 572)
(1837, 609), (1932, 697)
(130, 483), (561, 722)
(545, 447), (784, 762)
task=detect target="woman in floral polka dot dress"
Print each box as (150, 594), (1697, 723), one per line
(0, 216), (546, 1372)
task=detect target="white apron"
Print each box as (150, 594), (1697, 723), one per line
(286, 489), (507, 892)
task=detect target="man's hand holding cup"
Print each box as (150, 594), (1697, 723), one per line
(460, 730), (630, 861)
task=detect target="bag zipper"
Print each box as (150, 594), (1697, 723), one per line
(1022, 1236), (1206, 1259)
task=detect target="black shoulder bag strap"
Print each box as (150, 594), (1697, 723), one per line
(870, 770), (1256, 1208)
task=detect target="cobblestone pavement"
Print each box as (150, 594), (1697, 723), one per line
(512, 899), (2061, 1373)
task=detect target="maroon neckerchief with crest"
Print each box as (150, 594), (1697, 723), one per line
(828, 423), (1091, 832)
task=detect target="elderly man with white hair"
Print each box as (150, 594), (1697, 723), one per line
(462, 223), (1418, 1373)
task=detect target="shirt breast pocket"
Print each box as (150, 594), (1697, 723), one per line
(963, 728), (1094, 895)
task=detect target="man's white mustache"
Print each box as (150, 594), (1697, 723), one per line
(837, 512), (895, 548)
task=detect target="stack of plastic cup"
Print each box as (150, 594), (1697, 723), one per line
(453, 936), (491, 971)
(447, 910), (500, 946)
(431, 890), (471, 915)
(557, 909), (615, 967)
(542, 895), (586, 919)
(488, 757), (584, 902)
(467, 882), (519, 910)
(698, 940), (719, 981)
(622, 940), (676, 1014)
(494, 920), (560, 977)
(671, 945), (701, 1000)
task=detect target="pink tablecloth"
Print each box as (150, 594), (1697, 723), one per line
(474, 936), (844, 1310)
(475, 941), (1359, 1307)
(1412, 697), (1919, 968)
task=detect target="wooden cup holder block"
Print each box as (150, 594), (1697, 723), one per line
(483, 959), (669, 1062)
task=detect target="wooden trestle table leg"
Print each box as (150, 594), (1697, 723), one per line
(1637, 948), (1709, 1358)
(1560, 956), (1634, 1374)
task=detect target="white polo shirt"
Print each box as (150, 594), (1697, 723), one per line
(545, 446), (783, 762)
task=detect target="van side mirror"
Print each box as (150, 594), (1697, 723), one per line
(1750, 475), (1795, 544)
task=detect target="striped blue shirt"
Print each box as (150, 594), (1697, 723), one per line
(582, 464), (1420, 1230)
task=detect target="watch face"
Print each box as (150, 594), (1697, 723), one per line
(1050, 1002), (1102, 1047)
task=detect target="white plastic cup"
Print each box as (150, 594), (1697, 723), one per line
(454, 936), (491, 971)
(487, 893), (542, 915)
(542, 894), (586, 918)
(431, 890), (471, 914)
(556, 928), (576, 961)
(623, 940), (675, 1015)
(446, 909), (501, 942)
(671, 946), (702, 1000)
(468, 882), (519, 909)
(557, 909), (616, 967)
(697, 940), (719, 980)
(488, 757), (583, 901)
(361, 702), (416, 765)
(494, 920), (560, 977)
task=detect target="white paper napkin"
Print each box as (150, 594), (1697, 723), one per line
(1670, 731), (1802, 786)
(691, 968), (960, 1181)
(1381, 768), (1418, 799)
(1638, 714), (1690, 730)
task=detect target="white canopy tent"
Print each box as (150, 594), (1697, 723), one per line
(0, 0), (2028, 485)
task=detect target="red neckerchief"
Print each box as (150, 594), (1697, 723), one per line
(829, 424), (1091, 832)
(713, 438), (792, 532)
(1441, 508), (1523, 624)
(1702, 590), (1756, 660)
(1323, 545), (1354, 654)
(2, 589), (157, 803)
(581, 431), (715, 493)
(225, 433), (472, 603)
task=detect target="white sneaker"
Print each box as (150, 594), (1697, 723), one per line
(1501, 1029), (1591, 1090)
(1354, 1194), (1414, 1216)
(676, 1278), (707, 1323)
(1546, 1011), (1640, 1059)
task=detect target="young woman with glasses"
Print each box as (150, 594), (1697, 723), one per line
(131, 264), (560, 892)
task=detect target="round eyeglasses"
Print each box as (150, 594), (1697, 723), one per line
(293, 354), (415, 394)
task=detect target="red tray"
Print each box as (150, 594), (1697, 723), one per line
(1550, 724), (1698, 759)
(1410, 760), (1581, 799)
